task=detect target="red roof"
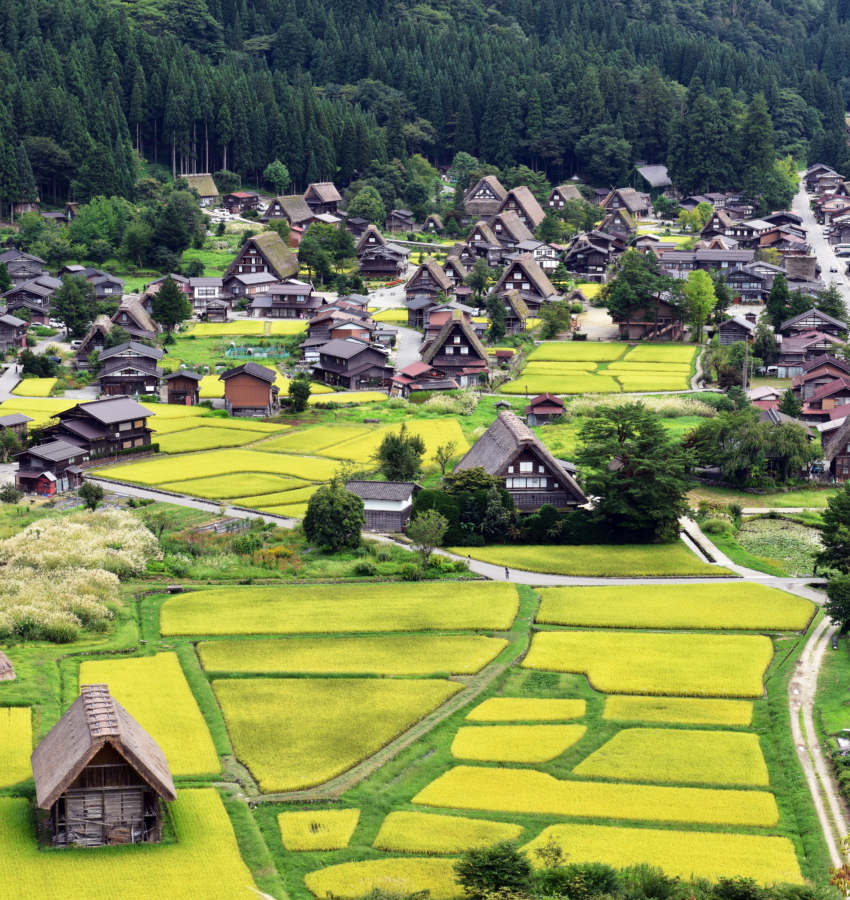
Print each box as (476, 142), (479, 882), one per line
(526, 393), (565, 409)
(752, 399), (780, 411)
(400, 361), (434, 377)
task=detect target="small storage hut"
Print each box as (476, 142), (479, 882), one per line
(31, 684), (176, 847)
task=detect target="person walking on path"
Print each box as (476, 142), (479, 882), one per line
(505, 567), (510, 580)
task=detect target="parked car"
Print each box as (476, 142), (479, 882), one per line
(830, 265), (839, 272)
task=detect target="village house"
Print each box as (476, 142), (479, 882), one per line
(793, 355), (850, 399)
(405, 258), (454, 305)
(0, 249), (47, 286)
(78, 271), (124, 300)
(657, 248), (755, 275)
(311, 338), (393, 389)
(423, 214), (444, 233)
(223, 271), (278, 304)
(746, 385), (784, 410)
(805, 163), (838, 192)
(442, 248), (471, 286)
(220, 362), (280, 417)
(700, 210), (736, 240)
(261, 195), (318, 230)
(612, 295), (685, 341)
(824, 416), (850, 482)
(205, 299), (229, 323)
(222, 191), (260, 212)
(248, 281), (320, 318)
(15, 440), (87, 495)
(453, 410), (587, 512)
(2, 274), (62, 324)
(225, 231), (299, 282)
(31, 683), (176, 847)
(547, 184), (584, 209)
(564, 231), (626, 281)
(800, 378), (850, 421)
(345, 481), (421, 531)
(717, 315), (757, 345)
(494, 187), (546, 231)
(725, 265), (772, 304)
(73, 316), (114, 368)
(419, 309), (489, 387)
(304, 182), (343, 215)
(492, 253), (560, 315)
(512, 239), (560, 272)
(779, 308), (847, 338)
(525, 393), (566, 426)
(390, 361), (459, 397)
(771, 331), (846, 377)
(500, 290), (530, 334)
(355, 224), (387, 252)
(600, 188), (650, 219)
(358, 243), (410, 280)
(420, 304), (484, 343)
(0, 312), (27, 352)
(96, 342), (164, 397)
(464, 175), (508, 221)
(385, 209), (417, 234)
(41, 396), (154, 456)
(111, 295), (159, 342)
(305, 306), (373, 342)
(183, 173), (219, 206)
(599, 208), (637, 238)
(187, 277), (224, 314)
(165, 370), (203, 406)
(0, 412), (32, 439)
(634, 165), (677, 200)
(345, 217), (370, 240)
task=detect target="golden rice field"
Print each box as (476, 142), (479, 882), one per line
(0, 790), (257, 900)
(602, 696), (754, 726)
(306, 858), (461, 900)
(79, 653), (220, 776)
(523, 631), (774, 697)
(310, 391), (389, 405)
(269, 320), (309, 334)
(161, 473), (309, 499)
(319, 418), (468, 463)
(213, 678), (462, 791)
(373, 811), (523, 854)
(158, 426), (270, 454)
(625, 344), (699, 364)
(141, 403), (208, 419)
(526, 343), (628, 362)
(523, 361), (598, 372)
(234, 485), (319, 508)
(454, 542), (727, 577)
(257, 425), (371, 454)
(263, 502), (310, 518)
(198, 374), (225, 398)
(451, 724), (586, 762)
(11, 377), (57, 397)
(0, 708), (31, 787)
(607, 362), (693, 373)
(152, 417), (287, 435)
(573, 727), (769, 786)
(500, 375), (621, 395)
(370, 308), (408, 322)
(618, 377), (691, 392)
(94, 448), (340, 484)
(535, 583), (814, 631)
(192, 321), (266, 336)
(197, 634), (508, 675)
(163, 582), (518, 636)
(413, 765), (778, 827)
(521, 823), (802, 885)
(466, 698), (587, 722)
(278, 809), (360, 851)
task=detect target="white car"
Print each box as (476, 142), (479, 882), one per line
(830, 265), (839, 272)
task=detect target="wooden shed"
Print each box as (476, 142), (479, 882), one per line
(165, 370), (203, 406)
(31, 684), (176, 847)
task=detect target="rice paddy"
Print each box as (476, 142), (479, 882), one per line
(535, 583), (814, 631)
(213, 678), (462, 791)
(450, 724), (587, 762)
(232, 485), (319, 507)
(158, 426), (269, 454)
(521, 823), (802, 885)
(573, 728), (769, 786)
(0, 708), (31, 787)
(602, 696), (754, 726)
(152, 417), (287, 435)
(197, 634), (508, 675)
(11, 377), (57, 397)
(526, 343), (628, 362)
(268, 320), (309, 334)
(319, 419), (468, 463)
(162, 582), (520, 635)
(79, 653), (221, 776)
(257, 426), (371, 454)
(523, 631), (774, 697)
(161, 473), (309, 499)
(308, 391), (389, 405)
(373, 811), (523, 854)
(306, 858), (461, 900)
(278, 809), (360, 850)
(413, 765), (779, 826)
(198, 374), (225, 398)
(192, 321), (266, 336)
(466, 698), (587, 722)
(500, 375), (622, 395)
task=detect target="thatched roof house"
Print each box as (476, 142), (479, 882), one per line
(183, 174), (219, 205)
(0, 650), (14, 681)
(32, 684), (176, 847)
(465, 175), (507, 218)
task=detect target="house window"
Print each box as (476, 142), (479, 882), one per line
(553, 482), (559, 488)
(519, 461), (533, 473)
(454, 336), (461, 343)
(460, 346), (469, 354)
(445, 346), (454, 354)
(522, 283), (530, 290)
(103, 287), (113, 295)
(539, 465), (545, 473)
(508, 466), (514, 474)
(134, 420), (145, 428)
(119, 422), (131, 431)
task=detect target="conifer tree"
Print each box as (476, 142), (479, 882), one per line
(152, 274), (192, 332)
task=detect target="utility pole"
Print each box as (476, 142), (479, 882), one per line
(742, 337), (749, 392)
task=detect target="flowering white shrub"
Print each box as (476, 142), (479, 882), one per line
(569, 394), (717, 419)
(423, 390), (481, 416)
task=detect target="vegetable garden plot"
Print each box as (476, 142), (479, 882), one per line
(162, 582), (519, 635)
(278, 809), (360, 850)
(500, 375), (621, 395)
(95, 448), (340, 485)
(454, 542), (726, 577)
(213, 678), (462, 791)
(622, 345), (698, 364)
(526, 343), (627, 362)
(0, 708), (31, 787)
(521, 823), (802, 885)
(0, 790), (258, 900)
(257, 426), (372, 454)
(535, 583), (814, 631)
(413, 766), (778, 826)
(160, 473), (309, 499)
(306, 858), (461, 900)
(523, 631), (774, 697)
(466, 698), (586, 722)
(602, 696), (754, 726)
(158, 426), (267, 454)
(11, 377), (57, 397)
(573, 727), (769, 786)
(373, 811), (523, 854)
(451, 724), (586, 762)
(198, 634), (508, 675)
(79, 653), (220, 776)
(319, 418), (468, 463)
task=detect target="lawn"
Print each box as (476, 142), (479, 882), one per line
(521, 823), (801, 885)
(160, 473), (309, 499)
(0, 790), (258, 900)
(0, 708), (31, 787)
(79, 653), (220, 776)
(523, 631), (774, 697)
(278, 809), (360, 851)
(526, 343), (627, 362)
(466, 698), (586, 722)
(602, 696), (753, 726)
(161, 582), (520, 635)
(11, 378), (57, 397)
(197, 634), (508, 675)
(453, 542), (730, 577)
(534, 583), (814, 631)
(158, 426), (270, 454)
(413, 765), (778, 826)
(306, 858), (460, 900)
(373, 811), (523, 854)
(450, 723), (586, 763)
(213, 678), (462, 791)
(573, 728), (769, 786)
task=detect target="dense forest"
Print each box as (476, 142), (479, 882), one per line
(0, 0), (849, 213)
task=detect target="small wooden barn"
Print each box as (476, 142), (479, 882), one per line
(31, 684), (176, 847)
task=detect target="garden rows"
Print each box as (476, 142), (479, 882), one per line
(502, 342), (698, 395)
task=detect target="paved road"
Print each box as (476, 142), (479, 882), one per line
(392, 325), (424, 370)
(792, 181), (850, 301)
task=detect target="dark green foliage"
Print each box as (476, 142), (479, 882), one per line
(455, 841), (533, 900)
(0, 263), (11, 294)
(824, 574), (850, 626)
(817, 481), (850, 573)
(152, 274), (192, 332)
(536, 863), (620, 900)
(19, 349), (58, 378)
(712, 878), (766, 900)
(302, 477), (364, 550)
(102, 326), (133, 350)
(51, 275), (96, 339)
(766, 274), (791, 331)
(485, 294), (507, 343)
(816, 282), (849, 325)
(78, 482), (105, 511)
(288, 373), (311, 413)
(778, 387), (803, 419)
(372, 422), (425, 481)
(601, 251), (675, 324)
(442, 467), (503, 494)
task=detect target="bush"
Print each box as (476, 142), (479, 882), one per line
(373, 546), (393, 562)
(536, 862), (620, 900)
(353, 559), (378, 576)
(400, 563), (424, 581)
(455, 841), (533, 900)
(702, 518), (731, 535)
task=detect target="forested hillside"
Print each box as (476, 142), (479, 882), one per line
(0, 0), (849, 208)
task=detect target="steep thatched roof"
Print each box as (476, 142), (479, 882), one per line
(551, 184), (583, 203)
(498, 186), (545, 229)
(424, 214), (444, 229)
(469, 221), (499, 245)
(465, 175), (507, 217)
(503, 289), (529, 320)
(76, 315), (113, 356)
(305, 182), (342, 203)
(274, 195), (315, 225)
(421, 309), (488, 364)
(455, 411), (587, 502)
(32, 684), (176, 810)
(356, 224), (387, 252)
(113, 295), (157, 335)
(490, 211), (534, 244)
(408, 258), (453, 292)
(495, 253), (558, 299)
(825, 416), (850, 464)
(0, 651), (14, 681)
(249, 230), (299, 280)
(183, 173), (219, 198)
